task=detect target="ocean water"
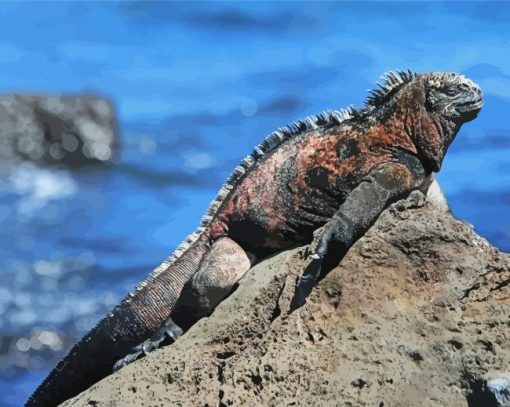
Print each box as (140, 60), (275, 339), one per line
(0, 2), (509, 406)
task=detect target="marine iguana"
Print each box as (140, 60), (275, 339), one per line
(27, 70), (482, 406)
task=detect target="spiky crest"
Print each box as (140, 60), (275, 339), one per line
(365, 69), (416, 108)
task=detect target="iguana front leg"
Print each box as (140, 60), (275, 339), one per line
(114, 237), (255, 370)
(291, 159), (426, 309)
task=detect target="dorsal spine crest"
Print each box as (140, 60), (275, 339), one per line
(365, 69), (416, 108)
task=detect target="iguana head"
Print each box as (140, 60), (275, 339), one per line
(367, 71), (483, 172)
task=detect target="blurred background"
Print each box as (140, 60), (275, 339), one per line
(0, 2), (509, 406)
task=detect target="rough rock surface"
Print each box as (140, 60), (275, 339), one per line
(0, 94), (117, 166)
(62, 195), (510, 407)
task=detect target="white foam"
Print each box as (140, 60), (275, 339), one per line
(184, 151), (217, 172)
(8, 163), (77, 216)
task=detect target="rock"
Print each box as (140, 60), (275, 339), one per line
(61, 195), (510, 406)
(0, 94), (117, 167)
(426, 179), (450, 213)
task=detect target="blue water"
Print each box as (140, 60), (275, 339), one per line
(0, 2), (509, 406)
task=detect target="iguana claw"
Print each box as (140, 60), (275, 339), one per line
(112, 318), (183, 372)
(290, 258), (323, 311)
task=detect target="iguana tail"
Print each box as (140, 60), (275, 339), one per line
(26, 234), (209, 407)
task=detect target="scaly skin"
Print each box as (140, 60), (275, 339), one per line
(27, 71), (482, 406)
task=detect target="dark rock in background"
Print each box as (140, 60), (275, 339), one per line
(0, 95), (118, 167)
(62, 195), (510, 406)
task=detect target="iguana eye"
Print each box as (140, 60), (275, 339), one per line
(443, 88), (458, 97)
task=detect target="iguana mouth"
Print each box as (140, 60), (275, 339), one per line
(457, 98), (483, 111)
(457, 98), (483, 122)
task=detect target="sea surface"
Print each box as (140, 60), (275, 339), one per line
(0, 2), (509, 406)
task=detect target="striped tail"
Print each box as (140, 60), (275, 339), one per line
(26, 236), (208, 407)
